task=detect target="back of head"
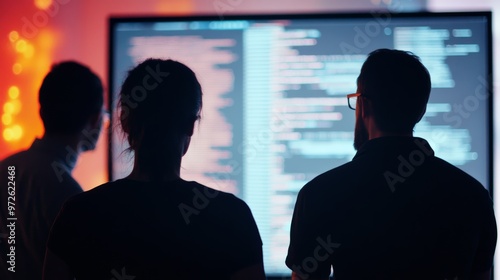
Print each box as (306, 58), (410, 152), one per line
(119, 58), (202, 177)
(357, 49), (431, 133)
(39, 61), (104, 134)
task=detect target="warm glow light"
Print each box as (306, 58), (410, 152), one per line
(12, 125), (23, 140)
(33, 53), (52, 77)
(2, 125), (23, 141)
(9, 31), (19, 42)
(10, 100), (22, 114)
(3, 102), (14, 114)
(35, 0), (53, 10)
(16, 40), (27, 53)
(8, 86), (20, 99)
(12, 63), (22, 75)
(2, 114), (12, 125)
(39, 31), (55, 49)
(156, 1), (194, 14)
(24, 44), (35, 58)
(3, 128), (14, 142)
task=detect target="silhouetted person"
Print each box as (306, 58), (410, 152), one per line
(0, 61), (105, 280)
(286, 49), (496, 280)
(43, 58), (265, 280)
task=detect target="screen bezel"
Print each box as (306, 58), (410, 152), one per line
(108, 11), (493, 279)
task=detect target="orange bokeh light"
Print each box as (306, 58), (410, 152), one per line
(16, 39), (27, 53)
(3, 102), (15, 114)
(8, 86), (20, 99)
(12, 63), (23, 75)
(24, 44), (35, 58)
(3, 128), (14, 142)
(156, 1), (194, 14)
(2, 114), (12, 126)
(12, 125), (24, 140)
(10, 99), (22, 114)
(34, 0), (53, 10)
(2, 125), (24, 142)
(9, 31), (19, 42)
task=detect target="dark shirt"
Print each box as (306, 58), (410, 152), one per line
(47, 178), (263, 280)
(286, 137), (496, 280)
(0, 138), (82, 280)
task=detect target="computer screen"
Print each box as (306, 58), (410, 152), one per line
(109, 12), (492, 277)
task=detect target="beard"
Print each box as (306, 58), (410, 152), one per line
(353, 115), (369, 151)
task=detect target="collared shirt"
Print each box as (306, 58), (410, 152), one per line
(0, 138), (83, 280)
(286, 136), (496, 280)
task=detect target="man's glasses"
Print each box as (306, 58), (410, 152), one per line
(347, 93), (361, 110)
(101, 108), (111, 128)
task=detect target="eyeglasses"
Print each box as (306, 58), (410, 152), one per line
(101, 108), (111, 128)
(347, 93), (361, 110)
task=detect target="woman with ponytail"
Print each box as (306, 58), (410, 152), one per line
(43, 59), (265, 280)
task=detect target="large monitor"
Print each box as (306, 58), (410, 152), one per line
(109, 11), (493, 277)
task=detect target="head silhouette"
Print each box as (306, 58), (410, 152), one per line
(119, 58), (202, 180)
(354, 49), (431, 149)
(39, 61), (104, 136)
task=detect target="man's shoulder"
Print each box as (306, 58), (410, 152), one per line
(0, 149), (31, 166)
(299, 146), (489, 202)
(300, 160), (358, 196)
(429, 156), (480, 180)
(1, 148), (81, 192)
(427, 156), (489, 197)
